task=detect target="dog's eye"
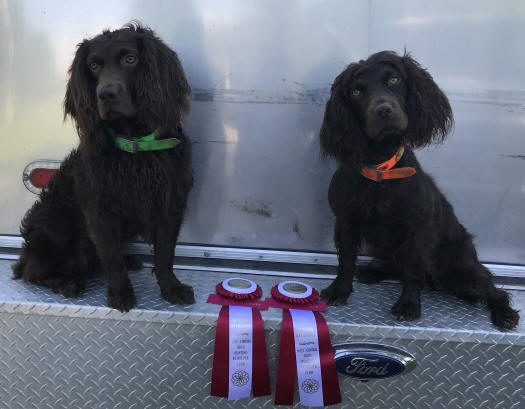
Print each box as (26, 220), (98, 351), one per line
(88, 62), (99, 71)
(351, 89), (361, 97)
(387, 76), (400, 86)
(124, 54), (138, 64)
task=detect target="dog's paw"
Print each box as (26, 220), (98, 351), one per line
(161, 283), (195, 305)
(48, 277), (86, 298)
(12, 260), (25, 279)
(320, 281), (352, 306)
(107, 285), (136, 312)
(356, 271), (381, 284)
(490, 306), (519, 330)
(391, 298), (421, 321)
(356, 265), (391, 284)
(124, 255), (143, 272)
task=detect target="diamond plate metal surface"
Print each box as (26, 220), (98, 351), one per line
(1, 259), (524, 408)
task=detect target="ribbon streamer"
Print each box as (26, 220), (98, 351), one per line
(270, 281), (341, 406)
(209, 278), (270, 400)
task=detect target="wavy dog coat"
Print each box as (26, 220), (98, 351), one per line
(319, 51), (519, 330)
(14, 24), (194, 312)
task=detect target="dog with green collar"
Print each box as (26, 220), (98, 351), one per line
(14, 24), (195, 312)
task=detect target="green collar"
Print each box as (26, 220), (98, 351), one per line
(109, 128), (180, 153)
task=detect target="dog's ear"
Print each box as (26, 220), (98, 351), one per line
(135, 27), (191, 133)
(320, 65), (367, 168)
(402, 54), (453, 147)
(64, 40), (103, 154)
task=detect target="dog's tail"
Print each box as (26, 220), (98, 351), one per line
(485, 279), (520, 330)
(450, 262), (519, 330)
(437, 232), (519, 330)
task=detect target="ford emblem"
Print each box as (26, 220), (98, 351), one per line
(333, 342), (416, 381)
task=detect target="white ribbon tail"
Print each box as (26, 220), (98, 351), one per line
(228, 305), (253, 400)
(290, 308), (324, 407)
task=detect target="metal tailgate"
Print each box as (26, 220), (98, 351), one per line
(1, 255), (523, 409)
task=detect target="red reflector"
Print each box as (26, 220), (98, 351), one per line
(29, 168), (57, 188)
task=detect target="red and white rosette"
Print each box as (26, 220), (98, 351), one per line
(267, 281), (341, 407)
(207, 278), (270, 400)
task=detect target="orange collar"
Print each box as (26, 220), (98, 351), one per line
(360, 146), (416, 182)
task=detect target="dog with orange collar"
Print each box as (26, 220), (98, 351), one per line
(319, 51), (519, 330)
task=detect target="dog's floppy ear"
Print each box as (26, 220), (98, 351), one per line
(64, 40), (102, 152)
(320, 64), (367, 168)
(402, 53), (453, 148)
(134, 27), (191, 133)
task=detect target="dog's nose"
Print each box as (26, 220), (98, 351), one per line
(374, 103), (393, 118)
(97, 84), (119, 102)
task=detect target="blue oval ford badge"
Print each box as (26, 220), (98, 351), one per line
(333, 342), (416, 381)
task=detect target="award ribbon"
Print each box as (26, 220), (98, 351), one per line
(208, 278), (270, 400)
(267, 281), (341, 407)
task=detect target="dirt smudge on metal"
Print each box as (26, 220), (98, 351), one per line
(293, 221), (304, 240)
(500, 154), (525, 160)
(229, 199), (273, 218)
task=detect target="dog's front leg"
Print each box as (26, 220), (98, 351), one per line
(390, 241), (425, 321)
(84, 211), (136, 312)
(321, 218), (361, 305)
(153, 217), (195, 304)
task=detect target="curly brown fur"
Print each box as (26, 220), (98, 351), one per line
(319, 51), (519, 330)
(13, 23), (194, 312)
